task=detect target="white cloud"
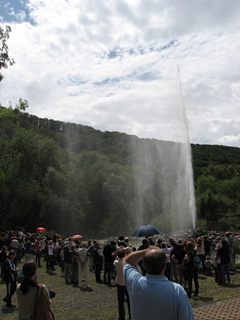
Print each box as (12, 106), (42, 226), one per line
(0, 0), (240, 147)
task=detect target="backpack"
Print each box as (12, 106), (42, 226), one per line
(193, 256), (202, 271)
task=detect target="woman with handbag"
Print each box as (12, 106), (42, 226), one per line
(16, 260), (54, 320)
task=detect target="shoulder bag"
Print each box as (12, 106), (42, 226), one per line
(34, 284), (55, 320)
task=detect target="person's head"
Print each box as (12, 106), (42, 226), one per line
(8, 250), (16, 260)
(22, 260), (37, 279)
(156, 238), (163, 246)
(221, 239), (228, 247)
(110, 240), (116, 248)
(187, 241), (194, 251)
(142, 238), (149, 247)
(117, 247), (125, 258)
(1, 245), (7, 252)
(161, 242), (166, 248)
(96, 242), (101, 249)
(20, 261), (38, 294)
(206, 255), (210, 260)
(143, 247), (166, 275)
(178, 244), (185, 250)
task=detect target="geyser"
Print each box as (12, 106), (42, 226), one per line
(129, 68), (196, 232)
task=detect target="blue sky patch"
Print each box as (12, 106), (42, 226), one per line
(0, 0), (33, 24)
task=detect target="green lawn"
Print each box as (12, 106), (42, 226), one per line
(1, 261), (240, 320)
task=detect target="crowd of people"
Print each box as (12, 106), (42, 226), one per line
(0, 229), (238, 319)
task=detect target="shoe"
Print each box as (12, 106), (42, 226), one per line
(7, 303), (16, 308)
(193, 293), (198, 297)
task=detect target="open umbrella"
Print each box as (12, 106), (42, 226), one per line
(71, 235), (82, 240)
(132, 224), (161, 238)
(37, 227), (46, 232)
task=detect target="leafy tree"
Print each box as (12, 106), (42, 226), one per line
(0, 25), (15, 81)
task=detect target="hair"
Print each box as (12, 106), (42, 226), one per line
(143, 247), (166, 275)
(142, 238), (149, 246)
(8, 250), (16, 257)
(221, 239), (228, 247)
(20, 261), (38, 295)
(161, 242), (166, 248)
(156, 238), (163, 246)
(178, 244), (185, 250)
(119, 240), (126, 247)
(187, 241), (194, 250)
(117, 247), (125, 258)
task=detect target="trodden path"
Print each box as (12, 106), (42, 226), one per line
(193, 297), (240, 320)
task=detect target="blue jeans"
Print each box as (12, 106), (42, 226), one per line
(220, 262), (230, 284)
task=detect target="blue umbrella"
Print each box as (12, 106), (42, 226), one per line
(132, 224), (161, 237)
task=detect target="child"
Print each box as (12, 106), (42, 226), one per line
(204, 255), (212, 276)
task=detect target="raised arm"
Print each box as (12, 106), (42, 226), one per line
(123, 249), (148, 267)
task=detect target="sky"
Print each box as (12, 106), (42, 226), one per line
(0, 0), (240, 147)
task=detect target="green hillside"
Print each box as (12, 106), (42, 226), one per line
(1, 106), (240, 236)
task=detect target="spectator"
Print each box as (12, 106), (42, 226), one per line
(0, 245), (7, 282)
(186, 241), (199, 298)
(172, 243), (187, 289)
(93, 242), (103, 282)
(63, 245), (72, 284)
(123, 247), (194, 320)
(217, 239), (231, 285)
(103, 241), (116, 286)
(3, 250), (20, 308)
(77, 243), (90, 288)
(137, 238), (149, 276)
(204, 255), (212, 276)
(16, 260), (51, 319)
(114, 247), (131, 320)
(161, 242), (173, 280)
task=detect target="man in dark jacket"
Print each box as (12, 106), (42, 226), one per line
(93, 242), (103, 282)
(217, 239), (231, 285)
(63, 246), (72, 284)
(3, 250), (19, 307)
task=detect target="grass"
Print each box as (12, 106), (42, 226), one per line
(1, 262), (240, 319)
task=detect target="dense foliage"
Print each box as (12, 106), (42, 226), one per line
(0, 106), (240, 236)
(0, 25), (15, 82)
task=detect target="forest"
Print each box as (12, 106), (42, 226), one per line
(0, 105), (240, 237)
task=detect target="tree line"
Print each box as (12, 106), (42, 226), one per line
(0, 106), (240, 237)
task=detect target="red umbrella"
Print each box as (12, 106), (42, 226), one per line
(37, 227), (46, 232)
(71, 235), (82, 240)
